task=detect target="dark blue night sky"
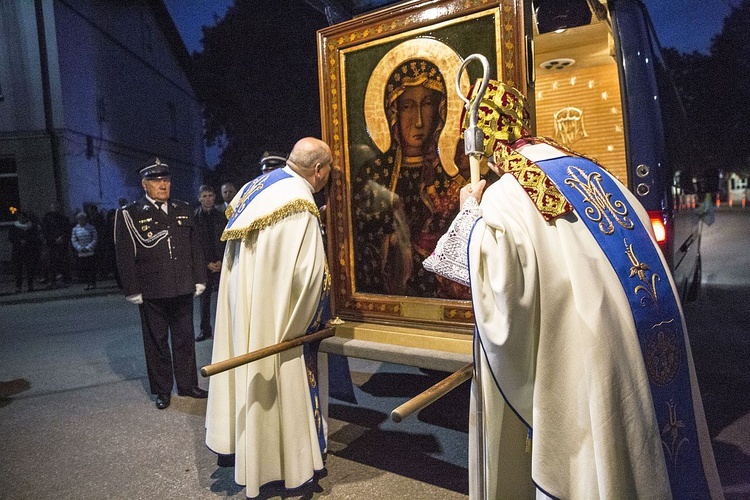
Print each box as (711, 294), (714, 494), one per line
(642, 0), (737, 53)
(164, 0), (737, 55)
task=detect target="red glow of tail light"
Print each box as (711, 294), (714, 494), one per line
(648, 210), (666, 244)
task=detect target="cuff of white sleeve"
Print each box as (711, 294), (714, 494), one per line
(126, 293), (143, 305)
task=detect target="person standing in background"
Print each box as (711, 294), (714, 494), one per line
(194, 184), (226, 342)
(219, 182), (237, 215)
(82, 202), (106, 280)
(41, 202), (72, 288)
(71, 212), (98, 290)
(9, 210), (43, 293)
(114, 158), (207, 410)
(259, 151), (287, 174)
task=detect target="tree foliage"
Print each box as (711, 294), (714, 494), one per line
(710, 0), (750, 174)
(192, 0), (750, 185)
(192, 0), (328, 186)
(663, 0), (750, 175)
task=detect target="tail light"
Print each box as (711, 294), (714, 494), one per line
(648, 210), (667, 244)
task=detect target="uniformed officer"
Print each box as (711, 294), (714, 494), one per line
(259, 151), (287, 174)
(114, 158), (208, 409)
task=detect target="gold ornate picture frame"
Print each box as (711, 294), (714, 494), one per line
(318, 0), (525, 331)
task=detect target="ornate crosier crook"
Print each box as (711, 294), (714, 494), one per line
(456, 53), (490, 185)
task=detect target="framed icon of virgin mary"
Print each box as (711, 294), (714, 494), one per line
(318, 0), (525, 330)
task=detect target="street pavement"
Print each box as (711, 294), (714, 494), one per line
(0, 279), (468, 499)
(1, 206), (749, 499)
(680, 207), (750, 499)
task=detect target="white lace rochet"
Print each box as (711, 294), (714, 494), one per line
(423, 197), (481, 287)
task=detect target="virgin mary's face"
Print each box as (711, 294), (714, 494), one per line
(396, 85), (441, 156)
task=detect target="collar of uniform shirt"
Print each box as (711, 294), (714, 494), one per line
(145, 194), (168, 213)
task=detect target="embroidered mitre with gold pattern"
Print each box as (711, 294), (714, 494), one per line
(462, 80), (573, 221)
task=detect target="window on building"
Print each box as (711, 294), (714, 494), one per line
(0, 157), (20, 225)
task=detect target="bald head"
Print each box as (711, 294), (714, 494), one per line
(287, 137), (333, 192)
(288, 138), (332, 170)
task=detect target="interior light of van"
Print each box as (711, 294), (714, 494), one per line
(534, 0), (592, 34)
(648, 211), (667, 244)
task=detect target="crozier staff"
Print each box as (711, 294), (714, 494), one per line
(114, 159), (207, 410)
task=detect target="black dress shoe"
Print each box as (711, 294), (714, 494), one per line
(217, 453), (235, 467)
(178, 387), (208, 398)
(195, 332), (213, 342)
(155, 393), (171, 409)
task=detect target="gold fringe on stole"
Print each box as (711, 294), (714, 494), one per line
(221, 199), (320, 241)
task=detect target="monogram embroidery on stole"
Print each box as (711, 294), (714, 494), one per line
(564, 165), (634, 234)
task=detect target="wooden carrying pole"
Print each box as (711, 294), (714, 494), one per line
(200, 327), (335, 378)
(469, 155), (481, 185)
(391, 363), (474, 423)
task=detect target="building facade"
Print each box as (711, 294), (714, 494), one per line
(0, 0), (206, 262)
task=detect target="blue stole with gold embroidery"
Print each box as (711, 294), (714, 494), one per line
(539, 156), (710, 498)
(303, 266), (332, 456)
(225, 168), (291, 231)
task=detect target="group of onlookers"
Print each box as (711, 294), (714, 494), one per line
(6, 152), (286, 299)
(7, 201), (122, 293)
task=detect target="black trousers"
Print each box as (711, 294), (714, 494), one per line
(76, 255), (97, 286)
(139, 294), (199, 395)
(47, 242), (71, 283)
(13, 249), (39, 290)
(199, 271), (220, 335)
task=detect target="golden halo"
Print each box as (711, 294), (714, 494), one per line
(364, 38), (471, 177)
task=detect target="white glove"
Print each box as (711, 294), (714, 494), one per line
(126, 293), (143, 305)
(194, 283), (206, 297)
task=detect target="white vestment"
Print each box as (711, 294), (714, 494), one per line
(205, 166), (329, 498)
(425, 144), (723, 499)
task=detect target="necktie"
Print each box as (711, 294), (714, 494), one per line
(155, 202), (166, 214)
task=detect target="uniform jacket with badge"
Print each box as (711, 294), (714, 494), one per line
(115, 197), (206, 299)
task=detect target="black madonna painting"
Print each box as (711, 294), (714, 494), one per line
(319, 0), (521, 325)
(352, 39), (474, 299)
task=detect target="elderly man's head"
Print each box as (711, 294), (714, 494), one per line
(286, 138), (333, 193)
(139, 158), (171, 202)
